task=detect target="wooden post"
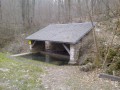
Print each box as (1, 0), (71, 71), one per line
(62, 44), (70, 55)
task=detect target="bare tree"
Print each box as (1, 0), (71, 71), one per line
(105, 0), (110, 17)
(77, 0), (82, 21)
(68, 0), (72, 22)
(22, 0), (35, 29)
(85, 0), (101, 66)
(57, 0), (62, 23)
(31, 0), (35, 25)
(0, 0), (2, 21)
(91, 0), (95, 15)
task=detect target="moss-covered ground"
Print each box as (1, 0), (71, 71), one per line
(0, 53), (50, 90)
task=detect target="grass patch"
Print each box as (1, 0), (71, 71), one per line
(0, 53), (46, 90)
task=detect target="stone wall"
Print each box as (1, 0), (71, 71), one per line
(69, 30), (93, 64)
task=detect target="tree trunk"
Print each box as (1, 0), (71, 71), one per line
(68, 0), (71, 22)
(77, 0), (82, 21)
(0, 0), (2, 21)
(85, 0), (101, 67)
(105, 0), (110, 17)
(21, 0), (35, 29)
(58, 0), (61, 23)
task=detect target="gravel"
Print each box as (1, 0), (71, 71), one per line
(42, 66), (120, 90)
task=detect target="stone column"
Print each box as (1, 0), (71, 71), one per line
(69, 44), (77, 64)
(45, 41), (53, 51)
(69, 42), (82, 64)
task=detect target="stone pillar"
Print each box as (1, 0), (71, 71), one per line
(69, 42), (81, 64)
(69, 44), (77, 64)
(45, 41), (53, 51)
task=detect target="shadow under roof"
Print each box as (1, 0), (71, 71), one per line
(26, 22), (95, 44)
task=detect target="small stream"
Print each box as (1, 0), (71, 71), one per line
(21, 53), (69, 66)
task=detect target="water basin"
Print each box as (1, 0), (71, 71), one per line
(21, 53), (69, 66)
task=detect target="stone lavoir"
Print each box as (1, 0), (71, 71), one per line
(26, 22), (95, 64)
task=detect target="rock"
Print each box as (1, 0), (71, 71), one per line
(80, 63), (95, 72)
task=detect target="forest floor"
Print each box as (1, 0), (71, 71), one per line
(42, 65), (120, 90)
(0, 53), (120, 90)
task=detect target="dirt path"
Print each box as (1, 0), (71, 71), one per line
(42, 66), (120, 90)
